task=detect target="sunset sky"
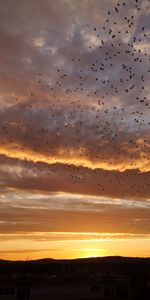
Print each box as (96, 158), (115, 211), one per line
(0, 0), (150, 260)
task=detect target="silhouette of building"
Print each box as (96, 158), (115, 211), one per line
(0, 258), (150, 299)
(0, 271), (150, 299)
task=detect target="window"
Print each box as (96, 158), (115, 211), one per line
(116, 282), (129, 297)
(10, 288), (15, 295)
(103, 283), (115, 297)
(5, 288), (9, 295)
(17, 285), (30, 300)
(91, 285), (102, 296)
(0, 288), (4, 295)
(0, 287), (15, 296)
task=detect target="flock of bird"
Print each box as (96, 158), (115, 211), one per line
(1, 0), (150, 196)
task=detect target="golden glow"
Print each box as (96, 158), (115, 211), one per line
(0, 144), (149, 172)
(79, 248), (105, 258)
(0, 232), (150, 261)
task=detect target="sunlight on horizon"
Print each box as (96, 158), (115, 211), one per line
(1, 235), (150, 261)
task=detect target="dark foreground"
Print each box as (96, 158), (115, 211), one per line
(0, 256), (150, 299)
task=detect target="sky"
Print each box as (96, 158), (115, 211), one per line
(0, 0), (150, 260)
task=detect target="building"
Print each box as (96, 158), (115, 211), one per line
(0, 258), (150, 299)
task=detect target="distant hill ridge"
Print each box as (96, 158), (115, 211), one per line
(0, 256), (150, 264)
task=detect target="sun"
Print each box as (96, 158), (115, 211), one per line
(79, 248), (106, 258)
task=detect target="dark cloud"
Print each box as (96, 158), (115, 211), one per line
(0, 155), (149, 200)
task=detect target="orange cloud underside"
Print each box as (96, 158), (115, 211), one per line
(0, 144), (149, 172)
